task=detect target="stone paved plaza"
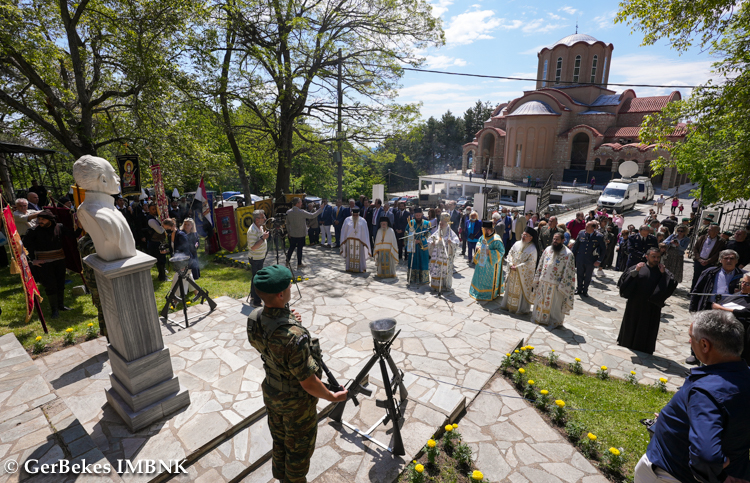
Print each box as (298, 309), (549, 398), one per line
(0, 193), (700, 483)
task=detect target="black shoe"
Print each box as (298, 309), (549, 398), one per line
(581, 292), (589, 297)
(51, 308), (60, 319)
(298, 262), (305, 268)
(58, 306), (73, 311)
(685, 355), (699, 365)
(158, 275), (168, 282)
(574, 289), (580, 295)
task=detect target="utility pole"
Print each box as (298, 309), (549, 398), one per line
(336, 48), (343, 201)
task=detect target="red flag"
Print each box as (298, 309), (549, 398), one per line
(215, 206), (238, 252)
(2, 205), (42, 322)
(150, 164), (169, 222)
(194, 177), (213, 225)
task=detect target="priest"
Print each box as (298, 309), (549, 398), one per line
(616, 247), (677, 354)
(428, 211), (460, 292)
(531, 232), (576, 328)
(373, 216), (398, 278)
(469, 220), (505, 300)
(500, 227), (539, 314)
(406, 207), (431, 285)
(340, 207), (371, 272)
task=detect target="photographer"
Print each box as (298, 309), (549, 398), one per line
(285, 197), (323, 268)
(247, 210), (269, 307)
(161, 218), (197, 300)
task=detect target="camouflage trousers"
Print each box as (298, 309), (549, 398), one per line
(88, 285), (107, 337)
(264, 390), (318, 483)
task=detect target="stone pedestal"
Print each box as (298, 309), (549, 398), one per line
(84, 250), (190, 431)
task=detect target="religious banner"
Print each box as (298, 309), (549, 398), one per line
(253, 198), (273, 217)
(235, 206), (255, 251)
(116, 154), (141, 196)
(194, 192), (216, 238)
(2, 205), (41, 322)
(215, 206), (238, 252)
(149, 164), (169, 221)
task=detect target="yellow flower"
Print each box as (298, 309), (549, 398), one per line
(528, 346), (535, 350)
(413, 460), (417, 464)
(520, 346), (526, 351)
(659, 377), (668, 383)
(555, 399), (565, 407)
(452, 423), (458, 429)
(506, 353), (511, 357)
(427, 439), (436, 448)
(631, 370), (637, 375)
(600, 365), (608, 371)
(514, 350), (519, 354)
(472, 470), (484, 481)
(304, 278), (309, 281)
(609, 447), (620, 456)
(575, 357), (581, 362)
(65, 328), (73, 333)
(587, 432), (597, 441)
(186, 301), (192, 306)
(35, 336), (42, 342)
(540, 389), (549, 395)
(87, 323), (94, 327)
(527, 380), (535, 385)
(444, 424), (453, 432)
(551, 349), (555, 352)
(518, 368), (525, 374)
(415, 464), (424, 473)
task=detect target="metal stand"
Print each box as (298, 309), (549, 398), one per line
(160, 267), (217, 328)
(328, 329), (408, 456)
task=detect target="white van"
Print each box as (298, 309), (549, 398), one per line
(636, 177), (655, 202)
(597, 179), (639, 213)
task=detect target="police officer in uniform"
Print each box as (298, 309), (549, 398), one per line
(247, 265), (347, 483)
(144, 202), (168, 281)
(571, 221), (606, 297)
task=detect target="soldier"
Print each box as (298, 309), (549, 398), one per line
(571, 221), (606, 297)
(625, 225), (659, 270)
(77, 233), (107, 340)
(247, 265), (347, 482)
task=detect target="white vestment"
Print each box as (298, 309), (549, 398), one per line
(427, 225), (459, 291)
(531, 245), (576, 328)
(499, 241), (538, 314)
(340, 216), (371, 272)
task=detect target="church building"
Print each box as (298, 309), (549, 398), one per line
(461, 33), (688, 189)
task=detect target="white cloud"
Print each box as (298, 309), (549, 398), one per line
(521, 18), (566, 34)
(424, 55), (468, 68)
(548, 13), (562, 20)
(558, 6), (578, 15)
(592, 10), (617, 29)
(444, 10), (504, 45)
(609, 54), (716, 98)
(520, 44), (549, 55)
(430, 0), (453, 18)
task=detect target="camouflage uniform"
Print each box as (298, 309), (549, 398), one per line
(77, 234), (107, 337)
(247, 306), (321, 483)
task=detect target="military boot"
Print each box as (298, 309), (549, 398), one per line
(58, 291), (72, 312)
(48, 293), (59, 318)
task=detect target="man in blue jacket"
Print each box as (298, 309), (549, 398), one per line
(318, 198), (334, 247)
(635, 310), (750, 483)
(571, 220), (605, 297)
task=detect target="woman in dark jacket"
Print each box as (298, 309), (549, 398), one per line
(161, 218), (197, 299)
(181, 218), (200, 280)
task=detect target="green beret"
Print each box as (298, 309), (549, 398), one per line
(681, 218), (690, 222)
(710, 222), (719, 226)
(723, 230), (733, 236)
(253, 264), (292, 294)
(706, 214), (715, 218)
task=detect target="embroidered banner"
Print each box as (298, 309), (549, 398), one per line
(116, 154), (141, 196)
(235, 206), (255, 250)
(215, 206), (238, 252)
(149, 164), (169, 222)
(2, 205), (41, 322)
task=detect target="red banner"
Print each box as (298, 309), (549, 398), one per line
(150, 164), (169, 222)
(215, 206), (238, 252)
(2, 205), (41, 322)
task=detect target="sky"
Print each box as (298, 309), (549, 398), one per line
(397, 0), (719, 120)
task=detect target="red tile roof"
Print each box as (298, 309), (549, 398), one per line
(619, 96), (671, 113)
(604, 126), (641, 138)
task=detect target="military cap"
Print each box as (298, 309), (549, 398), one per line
(253, 264), (292, 294)
(682, 218), (690, 222)
(706, 214), (715, 219)
(723, 230), (733, 236)
(711, 222), (719, 226)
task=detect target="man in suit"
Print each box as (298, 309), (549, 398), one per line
(445, 201), (461, 239)
(392, 201), (410, 260)
(459, 205), (472, 256)
(500, 208), (513, 252)
(336, 199), (357, 248)
(318, 198), (334, 247)
(572, 221), (606, 297)
(691, 224), (726, 292)
(625, 225), (658, 269)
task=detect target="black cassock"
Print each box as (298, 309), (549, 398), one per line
(617, 264), (677, 354)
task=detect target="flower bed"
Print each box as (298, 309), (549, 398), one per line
(500, 347), (674, 482)
(396, 424), (490, 482)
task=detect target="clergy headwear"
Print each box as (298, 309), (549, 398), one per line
(440, 212), (451, 223)
(378, 215), (391, 227)
(36, 210), (57, 221)
(252, 264), (292, 294)
(413, 207), (423, 214)
(351, 207), (360, 214)
(482, 220), (493, 229)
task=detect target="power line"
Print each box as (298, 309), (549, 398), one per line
(400, 67), (713, 90)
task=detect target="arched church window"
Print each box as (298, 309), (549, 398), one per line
(590, 55), (598, 83)
(542, 59), (548, 87)
(555, 58), (562, 84)
(602, 57), (608, 83)
(573, 55), (581, 83)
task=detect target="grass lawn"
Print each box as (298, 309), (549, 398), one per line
(0, 251), (252, 352)
(514, 361), (674, 481)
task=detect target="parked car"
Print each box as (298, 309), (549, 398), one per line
(547, 204), (571, 215)
(389, 196), (401, 205)
(222, 194), (263, 208)
(456, 196), (474, 209)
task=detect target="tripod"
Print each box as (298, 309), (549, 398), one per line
(328, 329), (408, 455)
(160, 265), (217, 328)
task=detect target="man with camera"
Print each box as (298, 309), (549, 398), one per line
(247, 210), (269, 307)
(285, 197), (323, 268)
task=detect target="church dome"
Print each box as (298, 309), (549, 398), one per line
(508, 101), (559, 116)
(549, 33), (600, 49)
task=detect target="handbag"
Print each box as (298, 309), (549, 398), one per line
(0, 231), (6, 246)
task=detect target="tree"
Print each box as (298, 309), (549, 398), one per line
(188, 0), (443, 199)
(618, 0), (750, 203)
(0, 0), (200, 158)
(463, 100), (495, 144)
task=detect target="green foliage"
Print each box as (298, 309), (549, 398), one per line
(619, 0), (750, 204)
(463, 100), (495, 143)
(453, 442), (472, 468)
(565, 420), (585, 442)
